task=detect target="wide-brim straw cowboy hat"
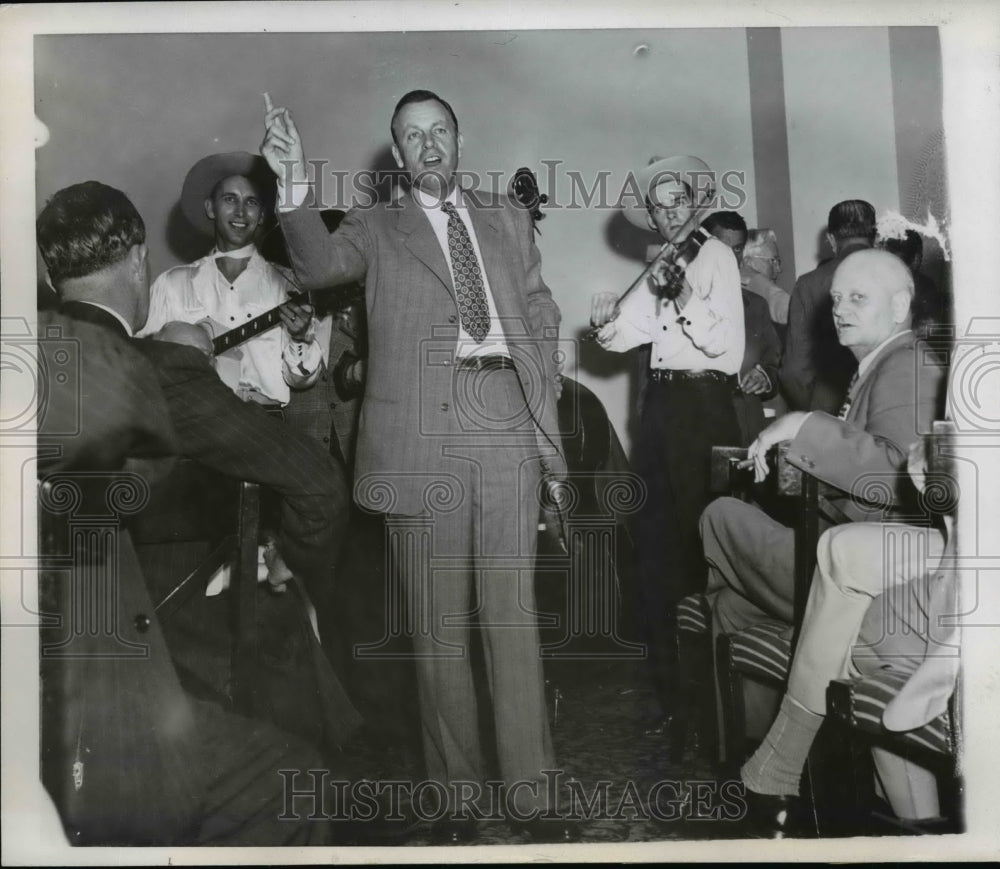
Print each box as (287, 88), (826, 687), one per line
(624, 154), (716, 229)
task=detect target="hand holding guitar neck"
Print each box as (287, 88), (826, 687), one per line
(279, 297), (314, 341)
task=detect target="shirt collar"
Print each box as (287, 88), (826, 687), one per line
(857, 329), (911, 379)
(412, 185), (461, 210)
(76, 300), (134, 336)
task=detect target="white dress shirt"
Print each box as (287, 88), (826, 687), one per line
(599, 236), (744, 375)
(138, 248), (322, 405)
(412, 187), (512, 361)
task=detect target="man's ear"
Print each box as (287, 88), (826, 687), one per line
(646, 212), (657, 233)
(457, 132), (463, 160)
(204, 196), (216, 222)
(131, 243), (148, 277)
(391, 144), (404, 169)
(825, 231), (837, 255)
(892, 289), (912, 324)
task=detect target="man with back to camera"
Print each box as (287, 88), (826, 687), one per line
(35, 179), (361, 846)
(589, 156), (744, 740)
(260, 89), (575, 844)
(779, 199), (876, 413)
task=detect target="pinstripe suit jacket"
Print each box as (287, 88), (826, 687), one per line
(131, 340), (349, 586)
(279, 189), (566, 515)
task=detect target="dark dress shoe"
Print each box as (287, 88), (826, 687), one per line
(742, 789), (807, 839)
(429, 816), (478, 845)
(512, 816), (582, 843)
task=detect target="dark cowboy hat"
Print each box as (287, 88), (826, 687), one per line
(180, 151), (276, 235)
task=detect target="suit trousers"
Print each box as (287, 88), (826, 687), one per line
(789, 522), (945, 819)
(389, 365), (554, 817)
(702, 496), (796, 635)
(633, 377), (741, 712)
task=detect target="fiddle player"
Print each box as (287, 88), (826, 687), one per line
(591, 155), (744, 736)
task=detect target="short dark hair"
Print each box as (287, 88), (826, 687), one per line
(37, 181), (145, 284)
(881, 229), (923, 271)
(701, 210), (748, 238)
(390, 90), (459, 146)
(828, 199), (876, 243)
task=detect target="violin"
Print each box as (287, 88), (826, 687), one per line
(511, 166), (548, 231)
(653, 226), (711, 301)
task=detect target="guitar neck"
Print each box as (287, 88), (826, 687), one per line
(212, 305), (285, 354)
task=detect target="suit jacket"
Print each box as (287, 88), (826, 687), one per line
(39, 308), (177, 473)
(785, 330), (946, 525)
(734, 290), (781, 445)
(779, 241), (868, 413)
(279, 188), (566, 515)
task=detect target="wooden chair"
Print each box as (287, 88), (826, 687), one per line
(671, 446), (755, 760)
(126, 459), (262, 714)
(37, 466), (262, 842)
(825, 421), (963, 834)
(713, 442), (823, 768)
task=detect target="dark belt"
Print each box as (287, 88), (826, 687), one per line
(456, 354), (516, 372)
(647, 368), (737, 386)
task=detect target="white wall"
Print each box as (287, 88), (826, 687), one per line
(781, 27), (900, 272)
(35, 29), (758, 452)
(35, 28), (909, 453)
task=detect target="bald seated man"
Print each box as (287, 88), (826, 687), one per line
(699, 252), (946, 824)
(702, 249), (945, 639)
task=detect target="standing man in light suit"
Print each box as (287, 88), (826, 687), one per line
(260, 90), (574, 844)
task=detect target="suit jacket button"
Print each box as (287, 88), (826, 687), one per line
(134, 614), (151, 633)
(440, 402), (450, 412)
(448, 315), (457, 324)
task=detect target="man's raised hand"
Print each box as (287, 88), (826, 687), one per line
(260, 92), (308, 188)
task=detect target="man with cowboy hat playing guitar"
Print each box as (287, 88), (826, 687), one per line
(591, 154), (744, 739)
(139, 151), (321, 410)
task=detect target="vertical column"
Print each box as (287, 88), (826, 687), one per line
(746, 27), (797, 295)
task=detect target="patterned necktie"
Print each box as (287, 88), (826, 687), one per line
(837, 370), (860, 420)
(441, 201), (490, 342)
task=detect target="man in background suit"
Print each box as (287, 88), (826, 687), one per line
(260, 89), (573, 844)
(701, 210), (782, 446)
(35, 183), (345, 845)
(779, 200), (875, 413)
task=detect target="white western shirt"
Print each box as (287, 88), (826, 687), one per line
(138, 248), (322, 404)
(600, 236), (744, 375)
